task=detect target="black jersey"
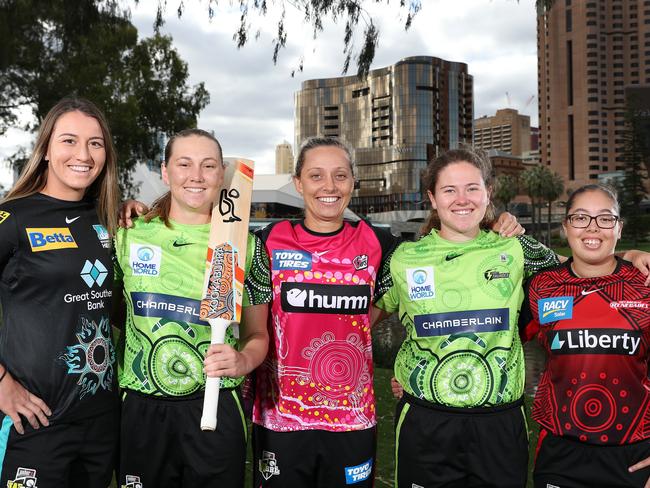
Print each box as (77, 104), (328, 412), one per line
(0, 193), (117, 423)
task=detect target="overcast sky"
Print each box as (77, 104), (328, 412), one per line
(0, 0), (539, 175)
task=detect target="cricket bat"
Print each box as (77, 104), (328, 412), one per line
(199, 158), (254, 431)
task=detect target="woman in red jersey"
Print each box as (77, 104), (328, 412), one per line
(521, 184), (650, 488)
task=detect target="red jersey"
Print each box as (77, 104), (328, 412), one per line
(521, 258), (650, 445)
(253, 220), (398, 432)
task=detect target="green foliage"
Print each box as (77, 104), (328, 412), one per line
(148, 0), (551, 77)
(493, 174), (519, 213)
(619, 108), (650, 245)
(0, 0), (209, 195)
(520, 165), (563, 244)
(147, 0), (422, 77)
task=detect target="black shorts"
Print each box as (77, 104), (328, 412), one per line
(119, 388), (247, 488)
(0, 407), (119, 488)
(252, 424), (376, 488)
(395, 393), (528, 488)
(534, 429), (650, 488)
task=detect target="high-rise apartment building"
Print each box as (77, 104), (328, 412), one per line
(474, 108), (532, 156)
(537, 0), (650, 190)
(295, 56), (473, 215)
(275, 141), (294, 174)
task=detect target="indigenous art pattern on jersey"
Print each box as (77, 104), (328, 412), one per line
(377, 230), (558, 408)
(521, 259), (650, 445)
(253, 220), (398, 432)
(0, 194), (116, 423)
(114, 217), (271, 396)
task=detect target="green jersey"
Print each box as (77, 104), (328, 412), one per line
(114, 217), (271, 396)
(376, 230), (558, 408)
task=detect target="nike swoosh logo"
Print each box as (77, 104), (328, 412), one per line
(65, 216), (80, 224)
(581, 288), (603, 296)
(314, 250), (330, 257)
(173, 241), (194, 247)
(445, 253), (462, 261)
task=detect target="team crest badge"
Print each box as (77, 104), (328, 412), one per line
(259, 451), (281, 480)
(353, 254), (368, 270)
(122, 475), (143, 488)
(7, 467), (38, 488)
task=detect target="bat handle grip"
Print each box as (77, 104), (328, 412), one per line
(200, 318), (230, 431)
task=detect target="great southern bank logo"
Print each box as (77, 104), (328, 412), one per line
(406, 266), (435, 301)
(538, 296), (573, 324)
(80, 259), (108, 288)
(130, 244), (161, 276)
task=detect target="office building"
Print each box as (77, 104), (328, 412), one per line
(275, 141), (294, 174)
(474, 109), (532, 156)
(295, 56), (473, 216)
(537, 0), (650, 190)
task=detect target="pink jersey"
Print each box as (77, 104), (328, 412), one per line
(253, 220), (398, 432)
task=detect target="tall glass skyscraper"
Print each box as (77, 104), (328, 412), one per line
(295, 56), (473, 216)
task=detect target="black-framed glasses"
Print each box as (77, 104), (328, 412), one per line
(566, 213), (620, 229)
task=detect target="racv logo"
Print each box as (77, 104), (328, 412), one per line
(550, 328), (642, 355)
(280, 282), (370, 314)
(538, 297), (573, 324)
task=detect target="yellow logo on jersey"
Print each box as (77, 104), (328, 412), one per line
(0, 211), (9, 225)
(26, 227), (78, 252)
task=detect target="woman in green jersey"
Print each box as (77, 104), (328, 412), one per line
(113, 129), (271, 488)
(377, 148), (650, 488)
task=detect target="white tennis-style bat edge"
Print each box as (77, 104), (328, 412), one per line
(200, 158), (254, 431)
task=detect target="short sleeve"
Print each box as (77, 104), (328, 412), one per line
(0, 206), (19, 274)
(243, 233), (272, 307)
(516, 234), (560, 279)
(369, 224), (402, 303)
(374, 246), (402, 313)
(518, 278), (540, 343)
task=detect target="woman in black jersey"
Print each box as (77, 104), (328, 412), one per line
(0, 97), (120, 487)
(521, 184), (650, 488)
